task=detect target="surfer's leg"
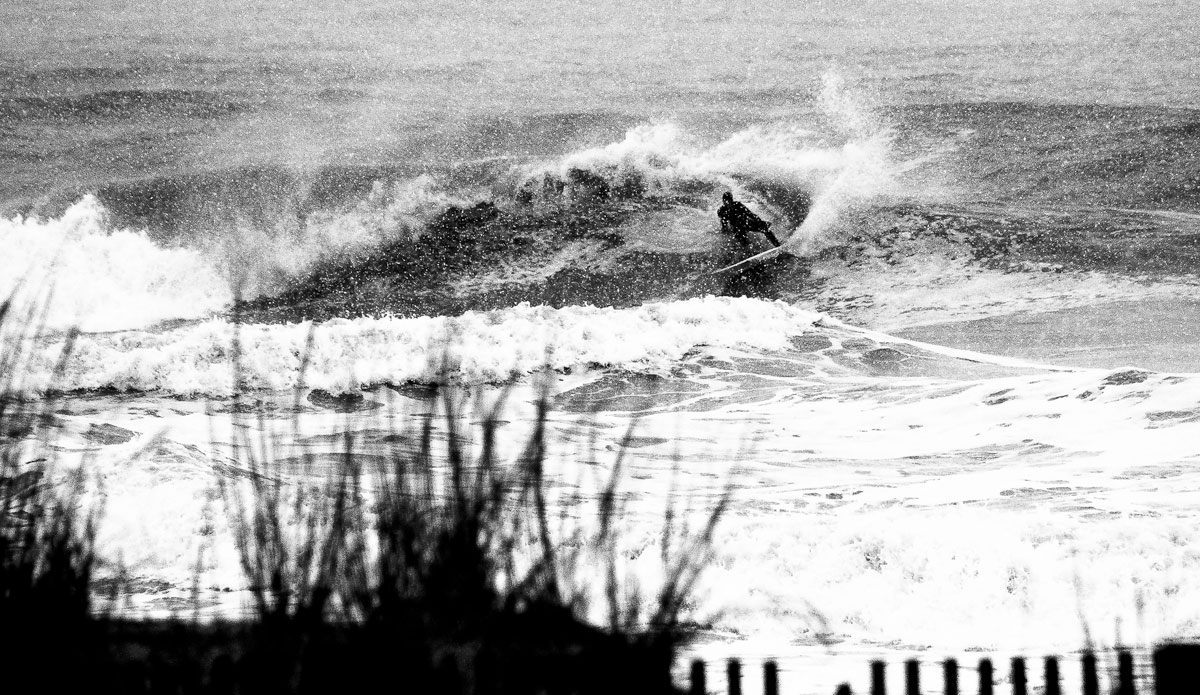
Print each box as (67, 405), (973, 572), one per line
(721, 270), (749, 297)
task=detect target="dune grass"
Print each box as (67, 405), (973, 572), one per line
(1, 295), (95, 623)
(0, 287), (727, 692)
(217, 374), (728, 693)
(0, 294), (106, 688)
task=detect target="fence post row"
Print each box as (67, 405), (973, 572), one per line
(685, 649), (1153, 695)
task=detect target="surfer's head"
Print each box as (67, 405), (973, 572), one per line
(722, 191), (733, 204)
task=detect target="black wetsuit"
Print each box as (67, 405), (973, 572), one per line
(718, 198), (781, 247)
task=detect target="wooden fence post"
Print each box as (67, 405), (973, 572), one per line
(764, 660), (779, 695)
(690, 659), (706, 695)
(1154, 644), (1200, 695)
(1044, 657), (1061, 695)
(728, 658), (742, 695)
(1011, 657), (1026, 695)
(906, 660), (921, 695)
(944, 659), (958, 695)
(872, 660), (887, 695)
(978, 659), (993, 695)
(1116, 650), (1135, 695)
(1081, 652), (1098, 695)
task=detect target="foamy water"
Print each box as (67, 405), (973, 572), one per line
(0, 196), (230, 332)
(41, 321), (1200, 667)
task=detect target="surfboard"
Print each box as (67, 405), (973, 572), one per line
(710, 245), (791, 275)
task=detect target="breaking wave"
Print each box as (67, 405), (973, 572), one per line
(0, 196), (230, 333)
(3, 77), (921, 335)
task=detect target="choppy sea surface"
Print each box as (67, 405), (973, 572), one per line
(3, 1), (1200, 692)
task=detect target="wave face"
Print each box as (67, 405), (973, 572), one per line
(230, 110), (903, 321)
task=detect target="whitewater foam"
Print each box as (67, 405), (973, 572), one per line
(60, 348), (1200, 657)
(0, 196), (231, 332)
(19, 296), (823, 395)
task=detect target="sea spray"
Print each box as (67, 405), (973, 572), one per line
(512, 83), (917, 241)
(782, 74), (906, 255)
(206, 173), (489, 297)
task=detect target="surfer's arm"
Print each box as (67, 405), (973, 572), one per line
(718, 211), (732, 235)
(762, 227), (782, 247)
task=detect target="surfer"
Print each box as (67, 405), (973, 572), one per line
(716, 191), (783, 297)
(718, 191), (781, 247)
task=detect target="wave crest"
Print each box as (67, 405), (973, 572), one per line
(509, 84), (917, 249)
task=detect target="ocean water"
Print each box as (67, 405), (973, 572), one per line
(4, 0), (1200, 691)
